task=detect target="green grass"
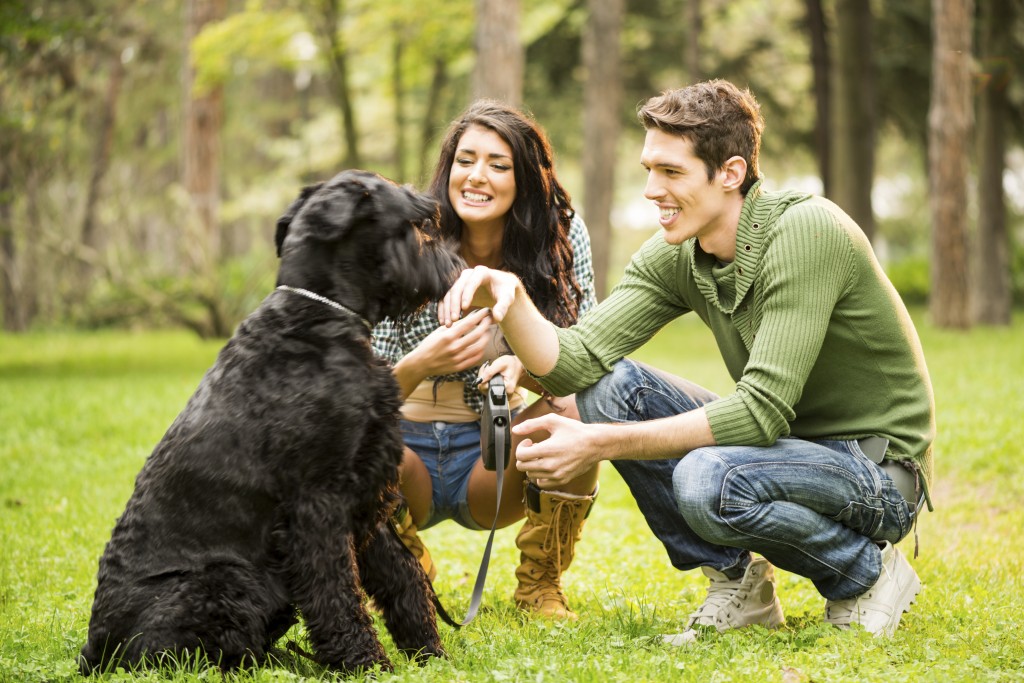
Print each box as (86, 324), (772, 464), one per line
(2, 313), (1023, 682)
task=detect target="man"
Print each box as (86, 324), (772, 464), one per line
(439, 79), (934, 641)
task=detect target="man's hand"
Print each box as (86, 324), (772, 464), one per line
(439, 265), (561, 377)
(512, 414), (607, 488)
(439, 266), (521, 327)
(513, 407), (718, 486)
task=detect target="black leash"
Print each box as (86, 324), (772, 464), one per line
(388, 374), (511, 629)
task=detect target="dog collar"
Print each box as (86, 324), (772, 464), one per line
(276, 285), (372, 332)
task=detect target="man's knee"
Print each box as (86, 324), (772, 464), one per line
(673, 449), (731, 540)
(576, 360), (640, 424)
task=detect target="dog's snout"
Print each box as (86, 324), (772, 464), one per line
(409, 191), (439, 223)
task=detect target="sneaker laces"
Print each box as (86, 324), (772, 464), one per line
(689, 573), (751, 628)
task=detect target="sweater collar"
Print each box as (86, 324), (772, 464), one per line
(688, 179), (807, 314)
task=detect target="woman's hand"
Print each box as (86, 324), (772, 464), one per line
(393, 308), (493, 396)
(475, 354), (525, 395)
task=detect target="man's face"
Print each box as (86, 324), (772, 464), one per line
(640, 129), (732, 248)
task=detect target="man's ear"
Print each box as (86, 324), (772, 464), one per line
(719, 156), (748, 192)
(275, 182), (324, 257)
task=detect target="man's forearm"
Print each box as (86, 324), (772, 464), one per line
(498, 281), (561, 376)
(595, 407), (717, 461)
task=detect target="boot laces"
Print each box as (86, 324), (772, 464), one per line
(540, 499), (577, 573)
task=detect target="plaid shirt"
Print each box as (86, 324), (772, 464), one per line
(372, 214), (597, 414)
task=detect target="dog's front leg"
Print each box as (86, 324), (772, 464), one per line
(287, 498), (392, 674)
(358, 524), (445, 662)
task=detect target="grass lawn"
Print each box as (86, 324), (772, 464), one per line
(1, 311), (1022, 682)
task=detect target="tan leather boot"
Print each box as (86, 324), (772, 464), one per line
(513, 482), (597, 620)
(391, 502), (436, 582)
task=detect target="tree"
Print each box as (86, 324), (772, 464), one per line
(928, 0), (973, 329)
(684, 0), (703, 82)
(973, 0), (1014, 325)
(582, 0), (624, 300)
(184, 0), (226, 271)
(473, 0), (523, 106)
(0, 0), (89, 330)
(830, 0), (877, 242)
(391, 20), (408, 183)
(804, 0), (830, 195)
(77, 51), (125, 299)
(305, 0), (361, 169)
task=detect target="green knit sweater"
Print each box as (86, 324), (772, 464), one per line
(539, 180), (936, 506)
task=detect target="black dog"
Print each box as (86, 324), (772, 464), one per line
(79, 170), (461, 675)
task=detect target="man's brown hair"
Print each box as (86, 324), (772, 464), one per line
(637, 79), (764, 194)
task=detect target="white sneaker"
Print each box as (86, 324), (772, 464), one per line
(824, 541), (921, 637)
(663, 557), (785, 646)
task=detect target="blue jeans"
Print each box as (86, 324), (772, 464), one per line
(576, 360), (915, 601)
(399, 419), (487, 531)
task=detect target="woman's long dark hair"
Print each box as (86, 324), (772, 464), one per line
(427, 100), (584, 328)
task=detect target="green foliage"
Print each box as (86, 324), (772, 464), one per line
(2, 315), (1024, 681)
(885, 255), (931, 306)
(191, 7), (310, 96)
(2, 0), (1022, 334)
(874, 0), (933, 148)
(76, 251), (278, 337)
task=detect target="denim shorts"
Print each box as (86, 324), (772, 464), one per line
(400, 419), (487, 531)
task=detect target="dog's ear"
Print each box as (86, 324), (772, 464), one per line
(275, 182), (324, 257)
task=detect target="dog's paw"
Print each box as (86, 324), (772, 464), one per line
(403, 644), (446, 665)
(323, 648), (394, 676)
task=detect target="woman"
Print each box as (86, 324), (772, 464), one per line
(372, 101), (599, 620)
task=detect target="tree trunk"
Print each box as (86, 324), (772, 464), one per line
(473, 0), (522, 107)
(972, 0), (1012, 325)
(583, 0), (624, 300)
(0, 173), (22, 331)
(928, 0), (973, 329)
(78, 53), (125, 298)
(183, 0), (226, 271)
(685, 0), (702, 82)
(805, 0), (831, 196)
(830, 0), (876, 242)
(392, 21), (407, 183)
(419, 56), (449, 184)
(307, 0), (361, 169)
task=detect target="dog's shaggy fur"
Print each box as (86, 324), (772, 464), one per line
(79, 170), (461, 675)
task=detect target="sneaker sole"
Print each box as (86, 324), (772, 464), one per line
(880, 572), (922, 637)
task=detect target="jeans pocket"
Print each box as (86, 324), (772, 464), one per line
(878, 481), (913, 542)
(831, 500), (884, 537)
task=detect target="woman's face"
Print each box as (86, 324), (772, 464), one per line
(447, 125), (516, 231)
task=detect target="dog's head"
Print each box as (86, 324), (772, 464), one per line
(275, 170), (463, 324)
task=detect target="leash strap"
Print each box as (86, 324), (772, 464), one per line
(387, 425), (506, 629)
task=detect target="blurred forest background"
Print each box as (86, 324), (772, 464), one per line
(1, 0), (1021, 338)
